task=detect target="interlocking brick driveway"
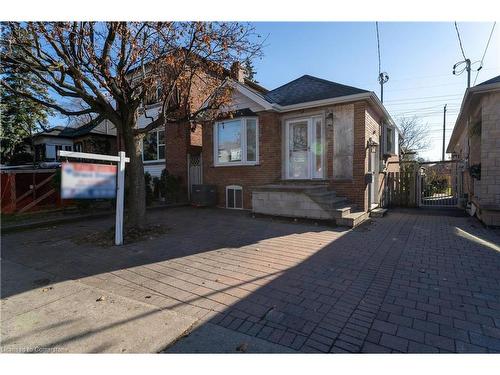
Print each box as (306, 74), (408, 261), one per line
(2, 207), (500, 353)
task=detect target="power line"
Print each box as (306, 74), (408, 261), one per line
(452, 22), (474, 88)
(383, 81), (465, 92)
(376, 22), (381, 75)
(473, 22), (497, 85)
(375, 22), (389, 102)
(454, 22), (467, 60)
(354, 67), (500, 87)
(392, 110), (459, 117)
(386, 99), (461, 105)
(385, 93), (463, 102)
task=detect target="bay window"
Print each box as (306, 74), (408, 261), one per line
(142, 129), (165, 162)
(214, 117), (258, 166)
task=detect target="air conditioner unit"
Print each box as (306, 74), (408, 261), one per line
(191, 185), (217, 207)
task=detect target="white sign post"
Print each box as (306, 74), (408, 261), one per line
(58, 150), (130, 245)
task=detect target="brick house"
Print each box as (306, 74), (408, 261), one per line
(133, 67), (260, 199)
(447, 75), (500, 226)
(202, 72), (400, 227)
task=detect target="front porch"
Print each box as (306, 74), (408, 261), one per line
(251, 183), (369, 228)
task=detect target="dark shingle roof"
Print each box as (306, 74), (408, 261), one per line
(477, 75), (500, 86)
(35, 122), (100, 138)
(263, 75), (369, 106)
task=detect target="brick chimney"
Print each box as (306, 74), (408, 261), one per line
(230, 61), (245, 83)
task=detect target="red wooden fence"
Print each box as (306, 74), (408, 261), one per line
(1, 169), (61, 214)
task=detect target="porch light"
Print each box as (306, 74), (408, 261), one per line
(367, 138), (378, 153)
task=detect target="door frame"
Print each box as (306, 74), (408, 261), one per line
(368, 143), (379, 208)
(284, 116), (325, 180)
(187, 153), (203, 200)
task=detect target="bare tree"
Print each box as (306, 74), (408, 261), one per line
(397, 116), (431, 160)
(1, 22), (262, 229)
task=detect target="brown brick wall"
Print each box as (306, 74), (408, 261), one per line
(165, 122), (190, 197)
(203, 100), (390, 212)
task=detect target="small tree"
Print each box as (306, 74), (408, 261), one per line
(397, 116), (431, 161)
(1, 22), (262, 229)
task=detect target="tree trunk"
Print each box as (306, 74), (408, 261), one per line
(122, 123), (147, 230)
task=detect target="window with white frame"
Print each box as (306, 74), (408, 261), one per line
(214, 118), (258, 166)
(142, 129), (165, 162)
(226, 185), (243, 209)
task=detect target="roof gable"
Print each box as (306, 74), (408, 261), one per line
(264, 75), (369, 106)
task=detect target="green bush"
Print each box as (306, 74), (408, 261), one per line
(160, 169), (181, 203)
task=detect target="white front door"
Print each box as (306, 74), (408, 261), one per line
(286, 116), (324, 180)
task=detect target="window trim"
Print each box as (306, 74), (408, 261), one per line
(383, 124), (397, 156)
(142, 129), (166, 164)
(226, 185), (243, 210)
(213, 117), (259, 167)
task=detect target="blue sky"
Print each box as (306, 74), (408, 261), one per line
(47, 22), (499, 161)
(250, 22), (500, 160)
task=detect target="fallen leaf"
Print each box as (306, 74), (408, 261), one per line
(236, 343), (248, 352)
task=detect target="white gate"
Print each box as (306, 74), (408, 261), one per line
(188, 153), (202, 200)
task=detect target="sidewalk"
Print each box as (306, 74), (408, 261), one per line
(1, 260), (196, 353)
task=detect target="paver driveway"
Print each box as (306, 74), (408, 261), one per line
(2, 207), (500, 353)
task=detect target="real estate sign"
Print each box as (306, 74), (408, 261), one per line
(61, 162), (116, 199)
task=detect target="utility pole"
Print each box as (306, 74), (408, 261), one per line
(453, 58), (472, 89)
(465, 59), (471, 88)
(378, 72), (389, 103)
(442, 104), (447, 161)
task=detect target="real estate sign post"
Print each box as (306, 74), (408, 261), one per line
(58, 150), (129, 245)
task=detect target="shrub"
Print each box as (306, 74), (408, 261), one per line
(160, 169), (181, 203)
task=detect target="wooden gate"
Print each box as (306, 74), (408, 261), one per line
(385, 163), (419, 207)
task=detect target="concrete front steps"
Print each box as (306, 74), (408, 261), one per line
(252, 183), (370, 228)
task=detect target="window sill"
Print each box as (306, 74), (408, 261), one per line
(213, 162), (259, 167)
(143, 159), (166, 164)
(331, 178), (354, 182)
